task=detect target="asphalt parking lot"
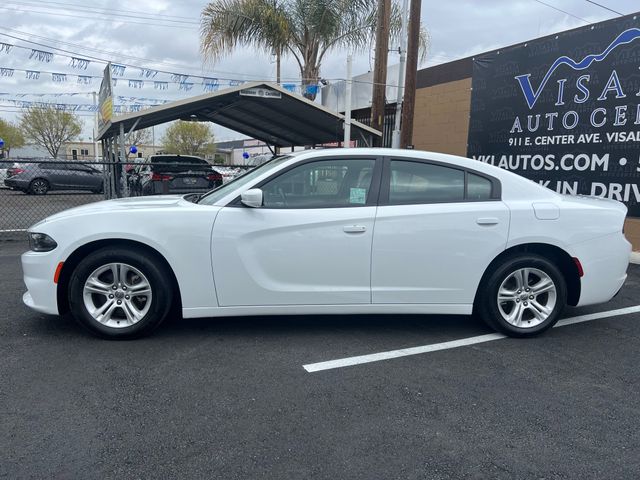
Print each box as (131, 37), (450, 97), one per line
(1, 239), (639, 479)
(0, 188), (103, 231)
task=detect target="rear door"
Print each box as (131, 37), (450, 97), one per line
(39, 163), (69, 188)
(66, 164), (100, 189)
(371, 157), (510, 305)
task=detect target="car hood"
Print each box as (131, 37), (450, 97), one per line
(32, 195), (190, 226)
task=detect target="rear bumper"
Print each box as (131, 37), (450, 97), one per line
(572, 232), (631, 307)
(4, 177), (27, 189)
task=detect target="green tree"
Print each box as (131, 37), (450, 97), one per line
(0, 118), (25, 157)
(19, 106), (82, 158)
(162, 121), (215, 157)
(200, 0), (428, 100)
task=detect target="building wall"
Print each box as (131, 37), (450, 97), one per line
(625, 218), (640, 251)
(412, 78), (472, 156)
(411, 58), (639, 251)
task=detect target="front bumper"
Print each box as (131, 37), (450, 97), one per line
(21, 250), (60, 315)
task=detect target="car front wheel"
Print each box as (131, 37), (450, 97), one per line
(68, 247), (173, 339)
(477, 254), (567, 337)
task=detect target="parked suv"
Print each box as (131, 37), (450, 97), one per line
(129, 155), (222, 196)
(3, 162), (103, 194)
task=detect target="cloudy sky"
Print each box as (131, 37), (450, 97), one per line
(0, 0), (637, 143)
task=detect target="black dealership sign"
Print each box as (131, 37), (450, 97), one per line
(468, 13), (640, 217)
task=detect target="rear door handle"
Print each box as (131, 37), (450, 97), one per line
(476, 217), (499, 226)
(343, 225), (367, 233)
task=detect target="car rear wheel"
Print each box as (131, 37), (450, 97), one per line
(29, 178), (49, 195)
(476, 254), (567, 337)
(68, 247), (173, 339)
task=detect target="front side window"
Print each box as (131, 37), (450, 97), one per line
(389, 161), (465, 204)
(262, 159), (375, 208)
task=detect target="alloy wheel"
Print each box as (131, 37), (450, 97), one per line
(82, 262), (152, 328)
(496, 267), (557, 328)
(31, 179), (48, 194)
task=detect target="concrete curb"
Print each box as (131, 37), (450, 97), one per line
(631, 252), (640, 265)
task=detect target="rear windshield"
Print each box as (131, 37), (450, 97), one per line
(149, 156), (210, 172)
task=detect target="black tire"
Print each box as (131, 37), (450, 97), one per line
(476, 254), (567, 337)
(29, 178), (49, 195)
(68, 247), (173, 339)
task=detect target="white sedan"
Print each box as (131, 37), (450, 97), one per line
(22, 148), (631, 339)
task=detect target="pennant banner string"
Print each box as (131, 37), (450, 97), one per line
(29, 49), (54, 63)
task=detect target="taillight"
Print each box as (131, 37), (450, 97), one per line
(8, 168), (25, 177)
(207, 172), (222, 181)
(151, 172), (173, 181)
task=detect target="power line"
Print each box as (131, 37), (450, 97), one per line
(6, 1), (198, 25)
(0, 26), (224, 77)
(11, 0), (198, 21)
(0, 6), (195, 29)
(0, 27), (289, 82)
(530, 0), (590, 23)
(584, 0), (624, 16)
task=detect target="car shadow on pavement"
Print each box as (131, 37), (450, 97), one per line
(158, 312), (493, 341)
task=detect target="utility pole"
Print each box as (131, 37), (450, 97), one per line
(344, 54), (353, 147)
(400, 0), (421, 149)
(391, 0), (409, 148)
(370, 0), (390, 146)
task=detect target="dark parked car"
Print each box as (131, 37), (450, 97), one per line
(4, 162), (103, 194)
(129, 155), (222, 196)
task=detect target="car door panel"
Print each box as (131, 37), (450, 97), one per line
(371, 157), (509, 305)
(212, 207), (376, 306)
(66, 167), (91, 189)
(372, 202), (509, 304)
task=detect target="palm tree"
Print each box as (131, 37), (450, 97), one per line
(200, 0), (426, 100)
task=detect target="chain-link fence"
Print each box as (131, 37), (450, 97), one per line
(0, 158), (253, 235)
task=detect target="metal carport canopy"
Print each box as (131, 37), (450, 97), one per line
(97, 81), (381, 147)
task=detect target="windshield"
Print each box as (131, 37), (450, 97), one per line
(197, 155), (293, 205)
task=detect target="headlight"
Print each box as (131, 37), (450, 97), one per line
(28, 232), (58, 252)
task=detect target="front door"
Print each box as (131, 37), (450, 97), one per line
(212, 157), (380, 306)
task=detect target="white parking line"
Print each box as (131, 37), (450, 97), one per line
(303, 305), (640, 373)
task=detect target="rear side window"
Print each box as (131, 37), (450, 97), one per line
(39, 163), (65, 170)
(389, 161), (464, 204)
(467, 173), (492, 201)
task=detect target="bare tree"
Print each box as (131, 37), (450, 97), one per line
(19, 106), (82, 159)
(125, 128), (152, 159)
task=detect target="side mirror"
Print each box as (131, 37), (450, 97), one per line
(241, 188), (263, 208)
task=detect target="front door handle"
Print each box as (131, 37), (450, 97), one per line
(343, 225), (367, 233)
(476, 217), (499, 226)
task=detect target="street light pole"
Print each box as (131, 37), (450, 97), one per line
(344, 54), (352, 147)
(92, 91), (99, 162)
